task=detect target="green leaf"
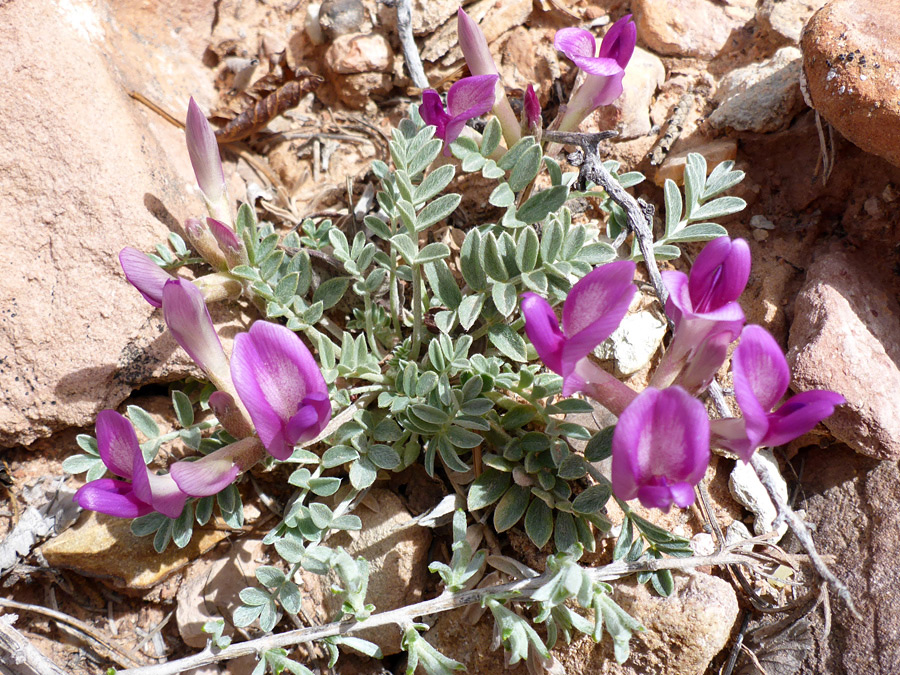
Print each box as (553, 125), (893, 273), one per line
(446, 425), (482, 449)
(461, 151), (486, 173)
(498, 136), (535, 171)
(127, 406), (159, 439)
(517, 186), (569, 225)
(683, 153), (706, 219)
(409, 138), (443, 176)
(480, 117), (502, 157)
(458, 293), (485, 330)
(573, 484), (611, 514)
(663, 178), (683, 237)
(460, 230), (487, 290)
(172, 503), (194, 548)
(524, 498), (554, 549)
(689, 196), (746, 221)
(554, 511), (578, 554)
(274, 272), (299, 305)
(131, 512), (168, 537)
(467, 468), (510, 510)
(557, 455), (587, 479)
(508, 144), (542, 192)
(368, 444), (401, 470)
(489, 183), (515, 208)
(322, 445), (360, 468)
(491, 282), (517, 318)
(487, 324), (526, 362)
(651, 569), (675, 597)
(481, 233), (508, 281)
(414, 164), (456, 205)
(171, 391), (194, 428)
(415, 242), (451, 265)
(256, 566), (286, 588)
(417, 193), (461, 230)
(390, 233), (418, 265)
(521, 269), (548, 294)
(61, 454), (102, 475)
(585, 426), (615, 462)
(76, 434), (99, 455)
(500, 404), (536, 429)
(364, 214), (391, 240)
(702, 160), (744, 200)
(541, 219), (563, 262)
(665, 223), (728, 242)
(312, 277), (350, 310)
(515, 227), (539, 273)
(613, 517), (634, 561)
(493, 485), (530, 532)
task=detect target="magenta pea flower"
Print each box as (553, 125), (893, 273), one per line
(712, 325), (845, 461)
(170, 436), (264, 497)
(522, 261), (636, 398)
(207, 217), (249, 268)
(73, 410), (188, 518)
(611, 387), (710, 512)
(522, 84), (541, 139)
(186, 98), (231, 225)
(652, 237), (751, 393)
(119, 247), (174, 307)
(420, 75), (498, 156)
(554, 14), (637, 132)
(230, 321), (331, 460)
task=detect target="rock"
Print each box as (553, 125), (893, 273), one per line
(709, 46), (806, 133)
(41, 511), (229, 589)
(421, 0), (532, 65)
(749, 214), (775, 230)
(325, 33), (393, 74)
(596, 308), (667, 377)
(593, 47), (666, 139)
(652, 138), (738, 186)
(801, 0), (900, 168)
(319, 0), (367, 41)
(633, 0), (755, 58)
(409, 0), (459, 36)
(728, 450), (788, 539)
(430, 573), (738, 674)
(796, 444), (900, 674)
(0, 0), (246, 448)
(758, 0), (828, 45)
(176, 538), (266, 648)
(787, 249), (900, 460)
(323, 489), (431, 655)
(334, 72), (394, 110)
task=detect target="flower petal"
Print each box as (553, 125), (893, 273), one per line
(583, 71), (626, 108)
(131, 452), (188, 519)
(231, 321), (329, 459)
(521, 293), (565, 374)
(568, 55), (623, 77)
(446, 74), (498, 119)
(689, 237), (751, 314)
(733, 325), (790, 413)
(764, 390), (845, 447)
(598, 14), (636, 68)
(186, 98), (226, 203)
(560, 261), (636, 374)
(523, 84), (541, 132)
(170, 452), (240, 497)
(162, 279), (230, 383)
(73, 479), (153, 518)
(95, 409), (140, 479)
(457, 8), (498, 76)
(119, 248), (172, 308)
(554, 27), (597, 61)
(420, 90), (449, 139)
(710, 417), (756, 461)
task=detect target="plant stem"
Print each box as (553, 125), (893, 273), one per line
(409, 264), (424, 360)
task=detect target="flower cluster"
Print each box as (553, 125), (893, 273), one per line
(522, 237), (843, 512)
(420, 10), (637, 154)
(74, 105), (332, 519)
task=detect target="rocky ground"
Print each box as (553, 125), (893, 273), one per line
(1, 0), (899, 673)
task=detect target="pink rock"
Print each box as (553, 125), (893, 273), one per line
(325, 33), (394, 74)
(788, 249), (900, 460)
(633, 0), (755, 58)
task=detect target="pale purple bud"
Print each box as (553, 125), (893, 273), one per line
(231, 321), (331, 460)
(73, 410), (188, 518)
(184, 218), (229, 271)
(185, 98), (226, 206)
(522, 84), (542, 139)
(611, 387), (709, 512)
(207, 217), (249, 268)
(119, 247), (173, 307)
(170, 436), (264, 497)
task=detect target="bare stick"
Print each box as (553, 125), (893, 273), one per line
(544, 130), (669, 306)
(0, 615), (68, 675)
(116, 548), (762, 675)
(706, 381), (860, 619)
(396, 0), (429, 90)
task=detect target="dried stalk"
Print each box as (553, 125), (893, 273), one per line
(396, 0), (429, 90)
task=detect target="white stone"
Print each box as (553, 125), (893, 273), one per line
(595, 310), (667, 376)
(728, 450), (789, 539)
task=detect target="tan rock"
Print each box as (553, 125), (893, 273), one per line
(41, 511), (229, 589)
(593, 47), (666, 139)
(652, 138), (739, 186)
(325, 33), (394, 74)
(334, 72), (394, 110)
(787, 249), (900, 460)
(801, 0), (900, 168)
(634, 0), (755, 58)
(421, 0), (533, 65)
(758, 0), (828, 45)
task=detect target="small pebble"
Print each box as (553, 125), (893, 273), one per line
(749, 214), (775, 230)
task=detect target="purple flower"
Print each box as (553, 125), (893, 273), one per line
(73, 410), (188, 518)
(186, 98), (230, 224)
(207, 217), (249, 268)
(611, 387), (710, 512)
(652, 237), (751, 393)
(712, 325), (845, 461)
(162, 279), (232, 392)
(554, 15), (636, 132)
(522, 261), (636, 396)
(170, 436), (264, 497)
(230, 321), (331, 460)
(522, 84), (541, 138)
(119, 247), (173, 308)
(420, 75), (498, 155)
(457, 7), (521, 146)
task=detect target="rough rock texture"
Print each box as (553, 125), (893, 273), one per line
(322, 489), (432, 655)
(176, 538), (266, 648)
(796, 444), (900, 674)
(758, 0), (828, 45)
(801, 0), (900, 168)
(324, 33), (394, 74)
(421, 0), (532, 65)
(710, 46), (805, 133)
(787, 249), (900, 459)
(594, 47), (666, 140)
(40, 511), (229, 589)
(429, 573), (738, 675)
(652, 138), (738, 186)
(633, 0), (755, 58)
(0, 0), (235, 448)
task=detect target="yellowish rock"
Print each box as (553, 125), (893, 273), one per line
(652, 139), (738, 186)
